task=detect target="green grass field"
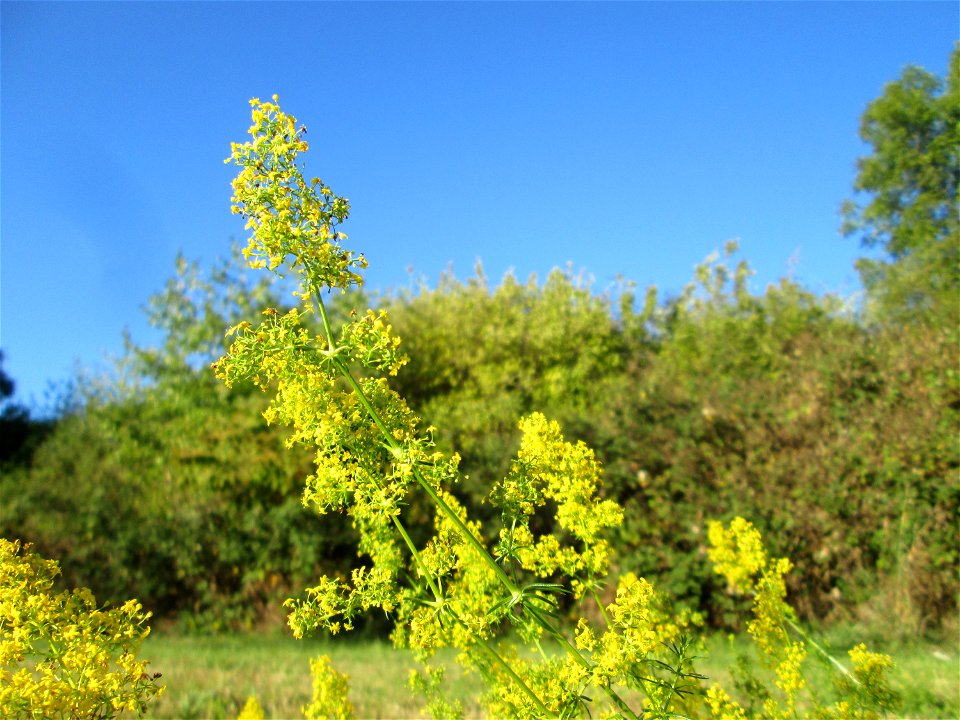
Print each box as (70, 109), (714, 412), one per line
(137, 628), (958, 719)
(137, 632), (484, 719)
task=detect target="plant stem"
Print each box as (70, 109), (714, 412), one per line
(327, 351), (521, 598)
(525, 605), (640, 720)
(390, 515), (443, 601)
(591, 586), (614, 628)
(392, 515), (557, 716)
(604, 684), (641, 720)
(654, 640), (687, 718)
(311, 290), (635, 719)
(312, 292), (552, 714)
(784, 617), (859, 685)
(453, 615), (559, 719)
(313, 281), (337, 352)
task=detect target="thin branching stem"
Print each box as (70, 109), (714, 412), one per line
(312, 279), (337, 352)
(784, 617), (858, 685)
(391, 515), (556, 717)
(525, 605), (641, 720)
(322, 350), (520, 596)
(308, 290), (561, 715)
(390, 515), (443, 602)
(310, 286), (645, 720)
(591, 586), (614, 628)
(332, 345), (640, 717)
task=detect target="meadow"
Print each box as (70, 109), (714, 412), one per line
(140, 629), (958, 719)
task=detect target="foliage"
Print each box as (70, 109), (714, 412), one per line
(0, 539), (163, 718)
(0, 351), (51, 469)
(0, 255), (362, 630)
(594, 247), (959, 629)
(384, 266), (638, 507)
(4, 224), (955, 635)
(381, 242), (958, 631)
(842, 44), (959, 320)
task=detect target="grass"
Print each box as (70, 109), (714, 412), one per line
(136, 627), (958, 719)
(136, 631), (485, 719)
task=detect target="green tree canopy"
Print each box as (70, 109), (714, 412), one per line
(842, 44), (959, 319)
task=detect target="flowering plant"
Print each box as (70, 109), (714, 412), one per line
(216, 97), (901, 720)
(0, 539), (163, 718)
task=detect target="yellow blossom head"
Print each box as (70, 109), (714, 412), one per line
(707, 516), (768, 594)
(226, 96), (366, 290)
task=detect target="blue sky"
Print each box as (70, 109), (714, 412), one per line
(1, 2), (956, 411)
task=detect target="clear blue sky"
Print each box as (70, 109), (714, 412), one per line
(1, 2), (956, 411)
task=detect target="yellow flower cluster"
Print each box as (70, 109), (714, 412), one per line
(766, 640), (807, 719)
(846, 643), (893, 677)
(706, 516), (768, 594)
(705, 685), (748, 720)
(492, 413), (623, 597)
(707, 520), (806, 716)
(811, 643), (900, 718)
(0, 539), (163, 718)
(339, 309), (407, 376)
(236, 695), (266, 719)
(226, 95), (365, 289)
(303, 655), (355, 720)
(707, 519), (901, 720)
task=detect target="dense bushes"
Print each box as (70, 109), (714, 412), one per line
(385, 266), (637, 509)
(1, 244), (956, 632)
(0, 256), (362, 630)
(600, 263), (958, 631)
(382, 249), (959, 633)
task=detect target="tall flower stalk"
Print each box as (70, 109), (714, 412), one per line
(213, 97), (699, 718)
(213, 97), (900, 720)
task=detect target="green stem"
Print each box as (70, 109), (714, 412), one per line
(591, 586), (614, 628)
(308, 301), (549, 713)
(525, 605), (640, 720)
(654, 640), (687, 717)
(455, 616), (558, 719)
(526, 605), (589, 669)
(391, 517), (554, 717)
(313, 282), (337, 352)
(582, 589), (641, 719)
(784, 616), (859, 685)
(604, 684), (641, 720)
(390, 515), (442, 601)
(328, 351), (521, 597)
(310, 291), (628, 719)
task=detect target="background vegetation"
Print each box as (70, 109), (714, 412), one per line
(1, 42), (956, 702)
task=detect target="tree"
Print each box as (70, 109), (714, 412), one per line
(0, 350), (49, 466)
(842, 44), (959, 319)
